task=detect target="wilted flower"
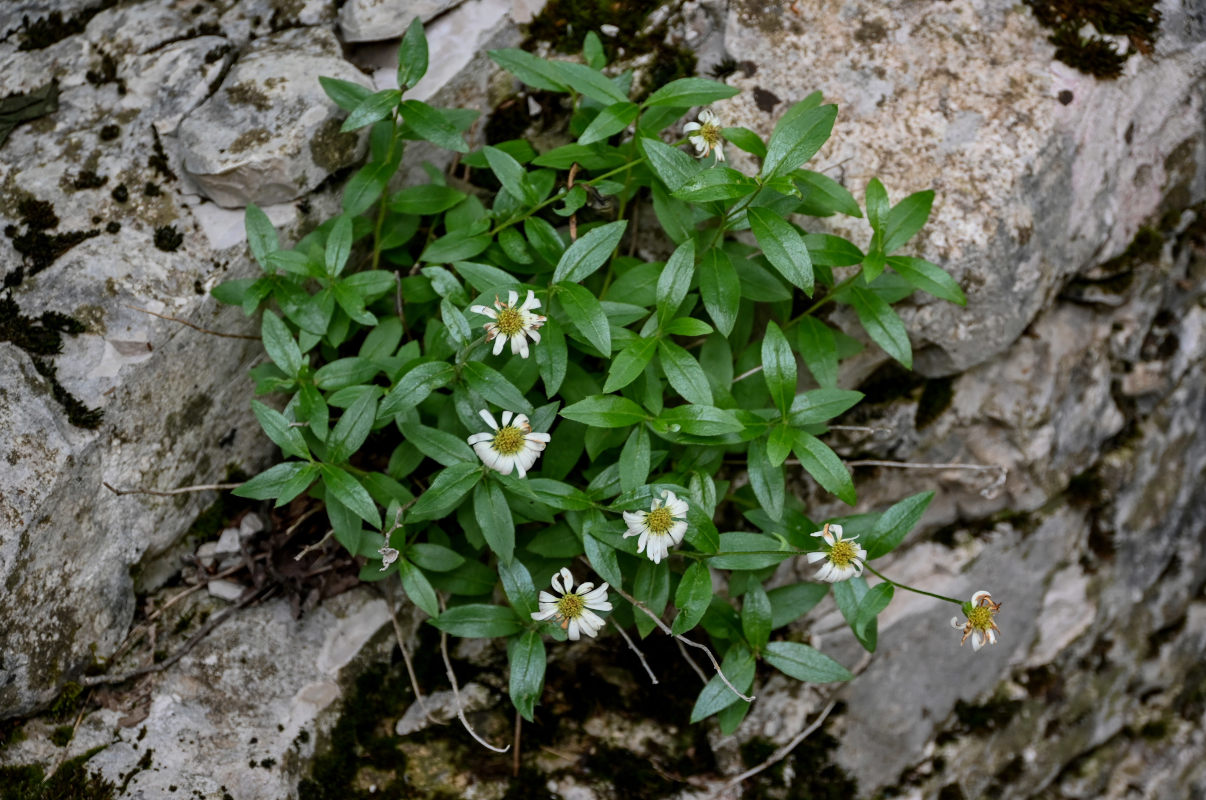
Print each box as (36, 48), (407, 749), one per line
(469, 289), (546, 358)
(806, 523), (866, 583)
(531, 567), (612, 640)
(623, 490), (689, 564)
(951, 590), (1003, 652)
(466, 409), (550, 478)
(683, 108), (725, 162)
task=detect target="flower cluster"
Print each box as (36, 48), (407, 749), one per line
(951, 590), (1003, 652)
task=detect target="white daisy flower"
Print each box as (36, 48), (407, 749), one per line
(469, 289), (546, 358)
(682, 108), (725, 162)
(466, 408), (550, 478)
(531, 567), (613, 640)
(951, 590), (1003, 652)
(805, 523), (867, 583)
(623, 490), (689, 564)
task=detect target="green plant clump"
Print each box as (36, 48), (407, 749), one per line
(215, 21), (977, 756)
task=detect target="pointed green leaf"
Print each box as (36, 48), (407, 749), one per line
(321, 465), (381, 528)
(397, 558), (439, 616)
(552, 220), (627, 283)
(474, 481), (515, 564)
(792, 429), (855, 505)
(604, 336), (658, 393)
(508, 629), (546, 722)
(887, 256), (965, 305)
(432, 604), (523, 638)
(882, 190), (934, 253)
(671, 562), (713, 635)
(399, 99), (468, 152)
(796, 317), (838, 388)
(764, 641), (852, 682)
(698, 248), (740, 336)
(848, 285), (912, 368)
(560, 395), (649, 427)
(747, 437), (785, 522)
(741, 584), (772, 652)
(761, 103), (837, 180)
(658, 340), (713, 406)
(408, 462), (481, 521)
(760, 320), (796, 416)
(862, 491), (933, 560)
(397, 17), (429, 89)
(748, 207), (814, 294)
(556, 281), (611, 355)
(579, 101), (639, 144)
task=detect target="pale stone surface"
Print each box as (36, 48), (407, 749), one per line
(178, 26), (370, 208)
(339, 0), (466, 43)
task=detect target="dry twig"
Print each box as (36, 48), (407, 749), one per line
(125, 304), (259, 339)
(103, 481), (243, 497)
(609, 617), (658, 685)
(706, 700), (838, 799)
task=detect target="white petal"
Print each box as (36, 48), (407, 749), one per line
(531, 608), (557, 621)
(528, 329), (542, 344)
(699, 109), (716, 124)
(526, 432), (551, 443)
(714, 144), (725, 162)
(971, 590), (992, 606)
(577, 582), (595, 594)
(538, 591), (557, 604)
(511, 413), (529, 429)
(478, 409), (500, 430)
(951, 617), (963, 629)
(971, 632), (984, 651)
(507, 289), (519, 307)
(821, 531), (835, 546)
(467, 432), (493, 445)
(567, 618), (580, 641)
(855, 547), (867, 561)
(582, 584), (610, 606)
(579, 609), (604, 635)
(986, 629), (998, 645)
(521, 290), (540, 310)
(829, 524), (843, 538)
(683, 122), (701, 134)
(637, 530), (650, 555)
(806, 551), (826, 563)
(496, 455), (515, 475)
(623, 511), (646, 533)
(513, 459), (527, 478)
(558, 567), (575, 592)
(668, 520), (688, 544)
(516, 336), (529, 358)
(469, 305), (496, 318)
(501, 410), (514, 426)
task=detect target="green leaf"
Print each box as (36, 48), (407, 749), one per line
(342, 160), (393, 217)
(643, 77), (739, 108)
(792, 430), (855, 505)
(794, 169), (862, 217)
(882, 190), (934, 253)
(397, 558), (439, 616)
(552, 221), (627, 283)
(766, 424), (795, 467)
(556, 282), (611, 355)
(260, 311), (303, 377)
(849, 286), (912, 368)
(488, 48), (570, 92)
(342, 89), (399, 132)
(548, 60), (628, 104)
(396, 17), (429, 89)
(584, 533), (622, 588)
(834, 577), (877, 651)
(244, 204), (278, 266)
(421, 228), (491, 262)
(658, 405), (742, 436)
(788, 388), (864, 427)
(399, 99), (468, 152)
(408, 462), (481, 521)
(761, 103), (837, 180)
(747, 437), (785, 522)
(233, 461), (316, 503)
(656, 239), (696, 326)
(671, 562), (712, 635)
(638, 136), (699, 193)
(390, 184), (466, 215)
(865, 178), (889, 232)
(764, 641), (852, 682)
(664, 317), (713, 336)
(483, 145), (535, 205)
(748, 207), (814, 295)
(761, 321), (796, 416)
(560, 395), (649, 427)
(527, 479), (593, 511)
(862, 491), (933, 560)
(408, 543), (465, 572)
(463, 361), (533, 414)
(698, 248), (740, 336)
(327, 391), (378, 463)
(633, 560), (670, 638)
(709, 532), (791, 570)
(579, 101), (639, 144)
(431, 604), (523, 638)
(508, 629), (546, 721)
(401, 421), (475, 466)
(321, 465), (381, 528)
(251, 400), (309, 460)
(619, 425), (651, 494)
(722, 126), (767, 158)
(689, 645), (755, 722)
(379, 361), (455, 416)
(498, 556), (537, 621)
(325, 215), (353, 276)
(319, 76), (372, 112)
(536, 316), (567, 395)
(741, 584), (772, 652)
(658, 340), (713, 406)
(803, 233), (865, 267)
(671, 167), (757, 203)
(475, 481), (515, 565)
(604, 336), (658, 393)
(887, 256), (966, 305)
(583, 30), (606, 68)
(796, 317), (838, 388)
(768, 582), (828, 629)
(854, 582), (894, 639)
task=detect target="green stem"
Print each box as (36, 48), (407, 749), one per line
(782, 271), (862, 331)
(860, 562), (964, 605)
(371, 116), (404, 273)
(487, 157), (649, 238)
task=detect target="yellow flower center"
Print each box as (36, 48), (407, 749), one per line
(646, 506), (675, 534)
(700, 122), (722, 148)
(492, 425), (526, 455)
(968, 605), (994, 631)
(829, 539), (858, 567)
(556, 592), (584, 621)
(495, 307), (525, 337)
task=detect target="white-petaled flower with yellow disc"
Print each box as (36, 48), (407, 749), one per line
(951, 590), (1003, 652)
(469, 289), (546, 358)
(683, 108), (725, 162)
(623, 490), (689, 564)
(806, 523), (867, 583)
(466, 409), (550, 478)
(531, 567), (612, 640)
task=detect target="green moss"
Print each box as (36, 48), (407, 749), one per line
(740, 727), (858, 800)
(309, 117), (362, 173)
(49, 682), (84, 720)
(153, 225), (184, 252)
(1024, 0), (1161, 79)
(0, 746), (115, 800)
(16, 1), (118, 51)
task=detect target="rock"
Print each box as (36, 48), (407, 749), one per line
(207, 578), (245, 601)
(178, 27), (370, 208)
(717, 0), (1206, 375)
(339, 0), (466, 43)
(394, 683), (491, 735)
(214, 527), (242, 555)
(239, 511), (265, 538)
(196, 542), (220, 568)
(0, 589), (394, 798)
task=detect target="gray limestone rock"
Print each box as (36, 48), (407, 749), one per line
(338, 0), (466, 43)
(178, 26), (370, 208)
